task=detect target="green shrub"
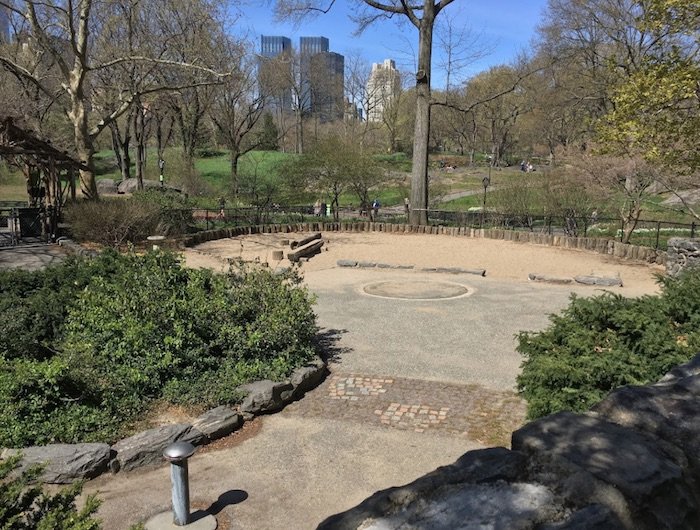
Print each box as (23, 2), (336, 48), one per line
(0, 455), (101, 529)
(0, 251), (317, 447)
(517, 269), (700, 419)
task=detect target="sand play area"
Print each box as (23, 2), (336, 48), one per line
(184, 231), (664, 297)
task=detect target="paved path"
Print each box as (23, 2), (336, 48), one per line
(86, 267), (592, 529)
(2, 239), (655, 528)
(0, 244), (67, 270)
(287, 372), (525, 446)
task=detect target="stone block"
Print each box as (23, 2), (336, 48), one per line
(290, 357), (327, 398)
(574, 275), (623, 287)
(238, 380), (294, 415)
(2, 443), (112, 484)
(191, 406), (242, 441)
(112, 424), (204, 472)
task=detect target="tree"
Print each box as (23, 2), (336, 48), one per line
(0, 0), (225, 199)
(210, 42), (266, 193)
(465, 66), (526, 167)
(257, 112), (280, 151)
(275, 0), (457, 225)
(563, 150), (659, 243)
(282, 135), (385, 220)
(597, 1), (700, 217)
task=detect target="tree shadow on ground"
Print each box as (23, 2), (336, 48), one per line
(314, 328), (351, 364)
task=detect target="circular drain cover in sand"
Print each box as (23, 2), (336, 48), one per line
(363, 280), (469, 300)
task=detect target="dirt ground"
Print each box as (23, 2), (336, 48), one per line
(183, 231), (664, 297)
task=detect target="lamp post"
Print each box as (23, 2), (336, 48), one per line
(159, 158), (165, 187)
(481, 170), (491, 228)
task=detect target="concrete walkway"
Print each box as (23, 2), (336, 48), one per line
(84, 268), (594, 529)
(0, 244), (67, 270)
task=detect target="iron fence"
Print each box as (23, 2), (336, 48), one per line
(168, 204), (697, 251)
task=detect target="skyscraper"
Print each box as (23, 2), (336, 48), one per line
(309, 51), (345, 122)
(366, 59), (401, 122)
(259, 36), (293, 111)
(260, 35), (292, 58)
(299, 37), (344, 120)
(299, 36), (329, 57)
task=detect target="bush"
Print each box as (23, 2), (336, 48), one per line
(64, 191), (193, 246)
(0, 455), (101, 529)
(64, 198), (160, 247)
(516, 269), (700, 419)
(0, 251), (318, 447)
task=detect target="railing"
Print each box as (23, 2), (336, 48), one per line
(167, 205), (698, 252)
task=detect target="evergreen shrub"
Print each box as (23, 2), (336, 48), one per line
(0, 251), (317, 447)
(517, 268), (700, 419)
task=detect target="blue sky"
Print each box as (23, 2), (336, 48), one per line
(232, 0), (550, 88)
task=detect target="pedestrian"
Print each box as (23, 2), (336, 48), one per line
(217, 197), (226, 220)
(372, 198), (380, 220)
(314, 199), (321, 217)
(320, 202), (327, 218)
(404, 197), (410, 217)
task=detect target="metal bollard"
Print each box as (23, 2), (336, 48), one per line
(163, 441), (196, 526)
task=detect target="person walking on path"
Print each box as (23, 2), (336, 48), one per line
(372, 198), (380, 221)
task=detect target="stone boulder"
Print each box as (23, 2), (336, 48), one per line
(290, 357), (327, 399)
(191, 406), (242, 441)
(238, 380), (294, 415)
(528, 273), (573, 284)
(512, 411), (695, 528)
(574, 275), (623, 287)
(96, 178), (118, 194)
(658, 355), (700, 382)
(111, 424), (205, 472)
(116, 178), (181, 194)
(591, 358), (700, 476)
(318, 448), (571, 529)
(1, 443), (112, 484)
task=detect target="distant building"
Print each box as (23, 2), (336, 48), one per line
(366, 59), (401, 122)
(260, 34), (345, 121)
(260, 35), (292, 58)
(299, 36), (329, 57)
(344, 98), (362, 122)
(259, 35), (293, 111)
(299, 37), (329, 113)
(308, 51), (344, 122)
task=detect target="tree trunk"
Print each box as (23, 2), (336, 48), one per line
(409, 9), (435, 226)
(295, 108), (304, 154)
(230, 149), (241, 196)
(133, 103), (147, 191)
(71, 96), (98, 199)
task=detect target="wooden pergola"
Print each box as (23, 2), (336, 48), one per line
(0, 116), (87, 238)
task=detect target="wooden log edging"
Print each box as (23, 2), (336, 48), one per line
(179, 223), (666, 265)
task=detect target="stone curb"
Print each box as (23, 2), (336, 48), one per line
(178, 222), (666, 266)
(337, 260), (485, 276)
(4, 356), (327, 484)
(56, 237), (99, 258)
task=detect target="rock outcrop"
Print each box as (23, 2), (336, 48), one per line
(319, 354), (700, 530)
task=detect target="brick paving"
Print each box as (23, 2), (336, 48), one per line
(285, 372), (527, 447)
